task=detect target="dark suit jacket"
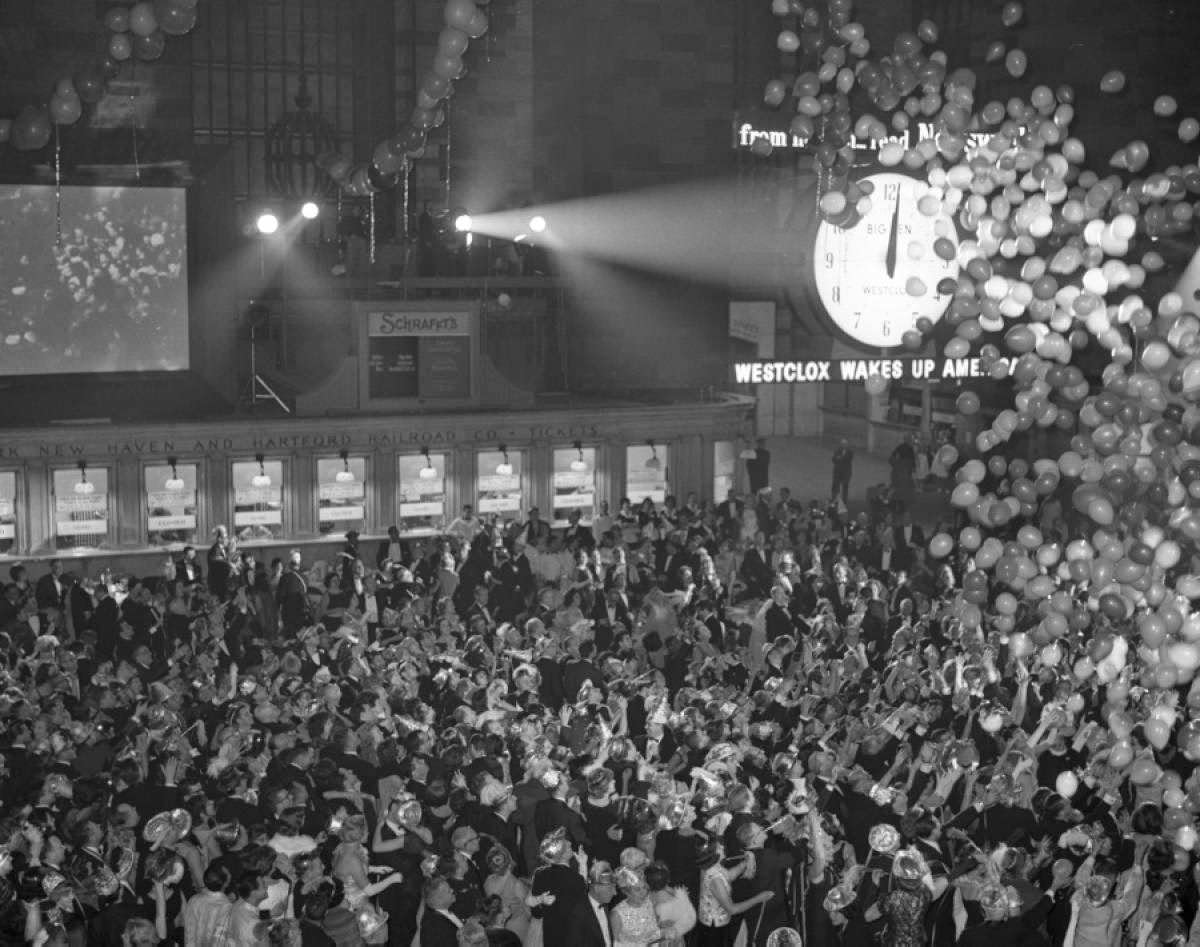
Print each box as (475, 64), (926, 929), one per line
(740, 548), (773, 595)
(34, 573), (64, 611)
(419, 909), (462, 947)
(892, 524), (926, 570)
(562, 523), (596, 550)
(530, 863), (592, 946)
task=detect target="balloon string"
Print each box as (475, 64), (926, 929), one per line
(444, 98), (452, 210)
(369, 192), (376, 265)
(54, 125), (62, 249)
(131, 93), (141, 184)
(402, 159), (410, 240)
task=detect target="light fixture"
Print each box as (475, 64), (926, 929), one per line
(514, 233), (528, 243)
(300, 201), (320, 220)
(418, 448), (438, 481)
(454, 213), (473, 233)
(570, 440), (588, 473)
(335, 450), (355, 483)
(644, 441), (661, 470)
(529, 215), (547, 233)
(495, 445), (514, 477)
(251, 454), (272, 488)
(164, 457), (185, 491)
(74, 461), (95, 495)
(465, 232), (474, 248)
(256, 212), (280, 235)
(739, 440), (758, 460)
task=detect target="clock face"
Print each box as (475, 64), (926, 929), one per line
(813, 171), (960, 349)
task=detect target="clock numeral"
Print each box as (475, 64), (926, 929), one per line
(884, 182), (899, 201)
(882, 320), (891, 338)
(824, 252), (834, 270)
(854, 313), (862, 329)
(831, 285), (841, 303)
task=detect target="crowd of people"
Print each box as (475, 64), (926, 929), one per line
(0, 456), (1194, 947)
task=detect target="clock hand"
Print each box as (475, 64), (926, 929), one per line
(885, 189), (901, 279)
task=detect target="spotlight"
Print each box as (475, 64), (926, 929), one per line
(454, 213), (473, 232)
(301, 202), (320, 220)
(529, 215), (547, 233)
(256, 212), (280, 235)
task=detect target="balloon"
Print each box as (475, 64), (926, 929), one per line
(11, 105), (51, 151)
(926, 533), (952, 559)
(128, 1), (159, 37)
(104, 6), (131, 32)
(109, 32), (133, 61)
(1180, 118), (1200, 143)
(1131, 757), (1161, 785)
(134, 30), (166, 61)
(1000, 1), (1023, 26)
(1109, 740), (1134, 769)
(1055, 771), (1078, 797)
(1146, 717), (1172, 750)
(48, 92), (82, 125)
(1100, 70), (1126, 94)
(443, 0), (479, 31)
(74, 68), (107, 105)
(864, 373), (887, 396)
(437, 28), (470, 57)
(431, 53), (464, 80)
(956, 391), (980, 415)
(157, 3), (198, 36)
(464, 11), (488, 39)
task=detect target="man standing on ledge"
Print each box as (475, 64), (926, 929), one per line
(746, 438), (771, 494)
(277, 549), (310, 636)
(831, 438), (854, 506)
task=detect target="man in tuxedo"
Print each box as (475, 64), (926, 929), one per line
(562, 508), (595, 550)
(175, 546), (203, 586)
(831, 438), (854, 505)
(740, 532), (774, 599)
(580, 861), (617, 947)
(419, 875), (464, 947)
(277, 549), (311, 636)
(34, 559), (65, 613)
(592, 586), (631, 634)
(520, 507), (552, 548)
(892, 510), (926, 573)
(376, 525), (410, 570)
(530, 831), (591, 946)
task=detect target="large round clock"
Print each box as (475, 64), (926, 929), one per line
(813, 171), (960, 349)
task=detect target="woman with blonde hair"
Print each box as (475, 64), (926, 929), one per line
(331, 812), (405, 944)
(482, 843), (531, 941)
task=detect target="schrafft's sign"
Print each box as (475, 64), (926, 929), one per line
(734, 357), (994, 385)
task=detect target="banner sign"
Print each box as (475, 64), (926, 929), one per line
(734, 356), (997, 385)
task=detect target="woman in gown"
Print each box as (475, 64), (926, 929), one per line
(875, 851), (932, 947)
(331, 814), (405, 945)
(481, 845), (531, 942)
(645, 860), (696, 947)
(610, 867), (663, 947)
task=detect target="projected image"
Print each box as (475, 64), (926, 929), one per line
(0, 185), (189, 374)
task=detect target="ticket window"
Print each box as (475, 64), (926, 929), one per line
(317, 453), (367, 535)
(0, 472), (17, 554)
(552, 444), (596, 526)
(476, 448), (523, 525)
(625, 443), (668, 506)
(145, 461), (199, 547)
(398, 451), (447, 537)
(53, 463), (112, 550)
(713, 440), (736, 504)
(232, 457), (284, 542)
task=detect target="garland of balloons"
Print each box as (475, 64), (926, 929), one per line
(0, 1), (200, 152)
(315, 0), (491, 199)
(756, 2), (1200, 826)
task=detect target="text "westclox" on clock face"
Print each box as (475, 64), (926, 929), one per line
(813, 171), (960, 350)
